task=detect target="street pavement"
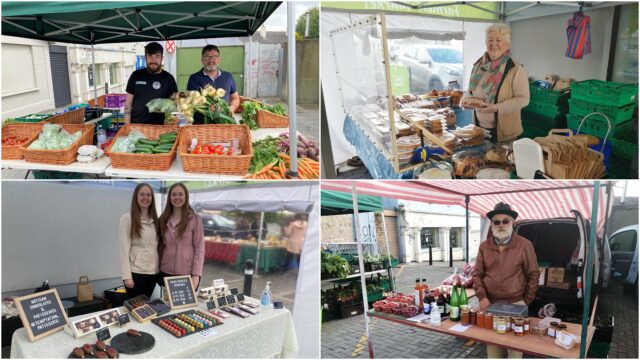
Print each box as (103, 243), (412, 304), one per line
(321, 261), (638, 359)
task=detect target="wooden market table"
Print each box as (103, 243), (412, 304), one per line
(368, 310), (595, 358)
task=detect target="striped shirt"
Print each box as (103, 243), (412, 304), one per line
(566, 12), (591, 59)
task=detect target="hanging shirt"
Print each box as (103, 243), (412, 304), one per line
(565, 11), (591, 59)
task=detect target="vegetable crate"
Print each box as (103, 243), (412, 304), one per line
(178, 124), (253, 175)
(521, 124), (553, 140)
(528, 82), (571, 105)
(608, 155), (633, 179)
(105, 93), (127, 108)
(338, 302), (364, 319)
(46, 108), (86, 125)
(237, 96), (258, 114)
(566, 113), (633, 140)
(107, 124), (179, 171)
(14, 113), (53, 123)
(257, 109), (289, 128)
(84, 107), (104, 122)
(568, 98), (636, 124)
(571, 79), (638, 107)
(523, 101), (569, 119)
(21, 124), (95, 165)
(1, 123), (44, 160)
(88, 95), (106, 108)
(522, 110), (567, 130)
(611, 138), (638, 161)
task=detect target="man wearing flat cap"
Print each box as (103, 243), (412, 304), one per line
(473, 202), (540, 358)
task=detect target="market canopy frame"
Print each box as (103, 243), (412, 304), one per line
(1, 1), (282, 44)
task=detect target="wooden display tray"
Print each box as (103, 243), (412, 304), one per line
(368, 310), (595, 358)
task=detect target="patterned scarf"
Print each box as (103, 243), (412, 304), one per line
(468, 50), (511, 103)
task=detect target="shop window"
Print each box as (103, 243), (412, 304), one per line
(109, 63), (119, 84)
(420, 227), (437, 249)
(450, 228), (459, 248)
(88, 64), (102, 87)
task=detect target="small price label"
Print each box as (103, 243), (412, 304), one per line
(230, 288), (239, 295)
(207, 300), (216, 310)
(117, 313), (130, 326)
(217, 296), (227, 307)
(237, 294), (245, 302)
(226, 295), (236, 304)
(96, 327), (111, 341)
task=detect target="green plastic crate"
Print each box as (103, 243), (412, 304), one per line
(15, 113), (53, 123)
(571, 79), (638, 107)
(524, 101), (569, 119)
(522, 110), (567, 130)
(608, 155), (633, 179)
(520, 124), (553, 139)
(568, 98), (636, 123)
(529, 82), (571, 105)
(367, 290), (384, 303)
(567, 113), (633, 140)
(611, 138), (638, 161)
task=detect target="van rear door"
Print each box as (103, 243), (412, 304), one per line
(609, 225), (638, 283)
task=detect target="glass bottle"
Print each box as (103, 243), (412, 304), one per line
(459, 283), (468, 307)
(429, 302), (441, 326)
(437, 290), (446, 318)
(449, 284), (460, 321)
(460, 308), (470, 326)
(496, 316), (507, 334)
(514, 318), (524, 336)
(414, 278), (421, 308)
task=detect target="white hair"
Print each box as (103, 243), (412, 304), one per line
(486, 23), (512, 47)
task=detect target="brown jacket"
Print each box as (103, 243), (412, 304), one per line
(473, 59), (530, 142)
(473, 233), (540, 304)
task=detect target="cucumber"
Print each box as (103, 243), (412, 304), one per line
(138, 139), (160, 146)
(134, 149), (153, 154)
(155, 142), (175, 149)
(159, 132), (177, 139)
(152, 148), (171, 153)
(159, 138), (176, 144)
(134, 144), (154, 151)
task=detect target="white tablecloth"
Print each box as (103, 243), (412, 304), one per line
(10, 299), (298, 358)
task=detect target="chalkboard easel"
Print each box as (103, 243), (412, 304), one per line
(163, 275), (198, 310)
(15, 289), (69, 342)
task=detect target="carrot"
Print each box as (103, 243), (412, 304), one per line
(278, 153), (291, 161)
(254, 161), (277, 176)
(278, 163), (286, 178)
(269, 170), (281, 179)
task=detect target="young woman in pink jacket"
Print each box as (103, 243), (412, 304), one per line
(158, 183), (205, 290)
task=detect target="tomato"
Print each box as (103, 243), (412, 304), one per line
(227, 149), (234, 156)
(215, 146), (224, 155)
(203, 147), (211, 155)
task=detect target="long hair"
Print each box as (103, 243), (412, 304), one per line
(130, 183), (160, 240)
(160, 183), (195, 239)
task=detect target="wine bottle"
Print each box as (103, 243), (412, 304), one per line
(449, 284), (460, 321)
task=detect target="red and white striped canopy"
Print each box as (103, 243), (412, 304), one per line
(321, 180), (610, 236)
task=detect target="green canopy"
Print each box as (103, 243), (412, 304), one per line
(321, 190), (383, 215)
(1, 1), (282, 44)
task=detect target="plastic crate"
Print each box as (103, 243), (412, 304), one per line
(521, 124), (553, 139)
(608, 155), (633, 179)
(522, 110), (567, 130)
(32, 171), (85, 179)
(338, 302), (364, 319)
(524, 101), (569, 119)
(568, 98), (636, 123)
(529, 82), (571, 105)
(105, 93), (127, 108)
(611, 138), (638, 161)
(367, 290), (384, 303)
(84, 107), (104, 122)
(571, 79), (638, 107)
(567, 113), (633, 140)
(15, 113), (53, 123)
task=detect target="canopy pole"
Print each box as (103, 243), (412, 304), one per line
(254, 212), (265, 277)
(287, 1), (298, 178)
(351, 182), (374, 358)
(579, 181), (600, 358)
(465, 195), (470, 264)
(248, 35), (253, 98)
(91, 32), (98, 104)
(602, 182), (613, 238)
(380, 211), (395, 292)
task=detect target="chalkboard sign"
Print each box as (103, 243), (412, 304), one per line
(226, 295), (236, 304)
(15, 289), (69, 342)
(96, 327), (111, 341)
(207, 301), (216, 310)
(217, 296), (227, 307)
(230, 288), (239, 295)
(117, 313), (130, 326)
(164, 275), (197, 310)
(237, 294), (245, 302)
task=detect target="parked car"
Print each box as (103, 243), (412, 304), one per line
(606, 224), (638, 296)
(393, 45), (463, 93)
(201, 213), (236, 239)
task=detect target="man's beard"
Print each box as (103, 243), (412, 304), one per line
(205, 64), (217, 72)
(493, 227), (513, 242)
(147, 63), (161, 74)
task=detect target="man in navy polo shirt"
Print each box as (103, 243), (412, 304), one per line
(187, 45), (240, 124)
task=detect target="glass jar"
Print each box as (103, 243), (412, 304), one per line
(470, 309), (477, 325)
(486, 313), (494, 330)
(460, 309), (470, 326)
(548, 321), (559, 337)
(523, 318), (530, 334)
(514, 318), (524, 336)
(496, 316), (507, 334)
(477, 311), (485, 328)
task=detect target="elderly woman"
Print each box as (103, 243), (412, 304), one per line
(469, 23), (530, 143)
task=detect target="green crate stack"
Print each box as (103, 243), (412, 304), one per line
(522, 82), (571, 136)
(608, 155), (633, 179)
(567, 79), (638, 143)
(611, 131), (638, 161)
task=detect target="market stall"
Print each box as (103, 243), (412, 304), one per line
(1, 1), (316, 179)
(321, 180), (610, 358)
(321, 2), (638, 179)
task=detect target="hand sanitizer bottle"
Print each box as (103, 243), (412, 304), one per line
(260, 282), (272, 307)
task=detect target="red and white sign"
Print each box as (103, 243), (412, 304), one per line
(166, 40), (176, 53)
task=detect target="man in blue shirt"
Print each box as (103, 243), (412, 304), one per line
(187, 45), (240, 122)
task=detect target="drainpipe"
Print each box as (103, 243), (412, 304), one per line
(396, 204), (407, 263)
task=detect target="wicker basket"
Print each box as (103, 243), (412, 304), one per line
(106, 124), (179, 171)
(178, 125), (253, 175)
(256, 109), (289, 128)
(46, 108), (85, 125)
(1, 123), (44, 160)
(21, 124), (95, 165)
(236, 96), (257, 114)
(88, 95), (106, 108)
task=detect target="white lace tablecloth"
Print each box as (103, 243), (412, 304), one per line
(10, 299), (298, 358)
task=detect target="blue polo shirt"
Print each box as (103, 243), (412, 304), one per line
(186, 68), (237, 102)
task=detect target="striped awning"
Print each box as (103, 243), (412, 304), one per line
(321, 180), (610, 236)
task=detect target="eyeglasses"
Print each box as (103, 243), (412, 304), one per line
(203, 55), (219, 61)
(492, 219), (511, 226)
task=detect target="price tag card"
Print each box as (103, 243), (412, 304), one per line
(226, 295), (236, 304)
(217, 296), (227, 307)
(117, 313), (130, 326)
(96, 327), (111, 341)
(207, 301), (216, 310)
(198, 328), (218, 338)
(230, 288), (239, 295)
(236, 294), (245, 302)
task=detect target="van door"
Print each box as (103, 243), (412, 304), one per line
(609, 227), (638, 282)
(572, 210), (588, 300)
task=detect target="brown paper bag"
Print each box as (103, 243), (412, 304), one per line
(77, 276), (93, 302)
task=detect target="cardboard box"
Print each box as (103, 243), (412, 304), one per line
(539, 267), (547, 286)
(546, 281), (571, 290)
(547, 267), (566, 283)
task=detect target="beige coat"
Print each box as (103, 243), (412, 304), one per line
(119, 213), (160, 280)
(473, 59), (530, 142)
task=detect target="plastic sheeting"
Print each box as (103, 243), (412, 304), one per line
(195, 200), (313, 213)
(187, 182), (319, 358)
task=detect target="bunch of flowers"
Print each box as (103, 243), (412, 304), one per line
(173, 85), (234, 125)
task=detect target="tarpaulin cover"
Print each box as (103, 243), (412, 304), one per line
(321, 189), (383, 215)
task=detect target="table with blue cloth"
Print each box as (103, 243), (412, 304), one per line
(235, 245), (288, 273)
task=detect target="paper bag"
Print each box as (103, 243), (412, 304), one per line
(77, 276), (93, 302)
